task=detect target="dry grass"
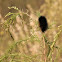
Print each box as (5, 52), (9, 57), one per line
(0, 0), (62, 62)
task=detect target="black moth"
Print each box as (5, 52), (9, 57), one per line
(38, 16), (48, 32)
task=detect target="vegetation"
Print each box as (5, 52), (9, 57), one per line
(0, 0), (62, 62)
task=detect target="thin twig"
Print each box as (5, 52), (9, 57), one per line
(43, 34), (46, 62)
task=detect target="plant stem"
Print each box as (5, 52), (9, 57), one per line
(43, 34), (47, 62)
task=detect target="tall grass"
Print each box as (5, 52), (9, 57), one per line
(0, 6), (62, 62)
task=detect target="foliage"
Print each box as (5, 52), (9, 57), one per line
(0, 0), (62, 62)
